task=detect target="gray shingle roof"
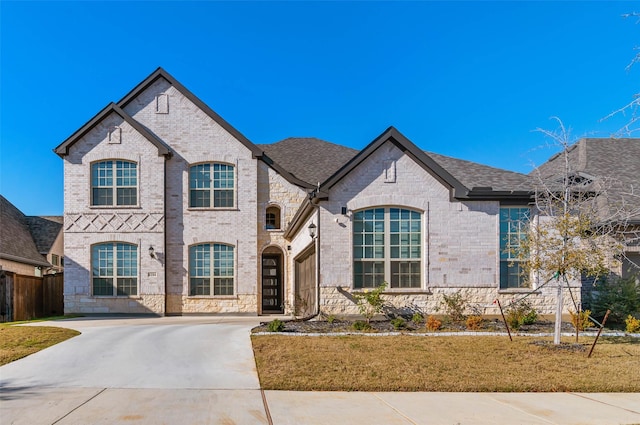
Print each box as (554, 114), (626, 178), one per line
(258, 138), (359, 187)
(25, 216), (63, 254)
(0, 196), (51, 267)
(533, 138), (640, 219)
(427, 152), (532, 192)
(258, 136), (532, 194)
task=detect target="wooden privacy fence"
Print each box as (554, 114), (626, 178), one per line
(0, 271), (64, 322)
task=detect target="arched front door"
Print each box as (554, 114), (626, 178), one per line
(261, 249), (283, 314)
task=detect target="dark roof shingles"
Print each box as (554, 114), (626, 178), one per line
(0, 196), (51, 267)
(259, 137), (532, 193)
(258, 138), (359, 186)
(533, 138), (640, 217)
(26, 216), (63, 254)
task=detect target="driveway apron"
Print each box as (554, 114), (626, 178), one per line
(0, 316), (269, 425)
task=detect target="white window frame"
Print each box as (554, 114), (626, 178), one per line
(189, 243), (236, 296)
(188, 162), (236, 209)
(353, 207), (422, 289)
(265, 205), (282, 230)
(499, 206), (531, 289)
(91, 242), (139, 297)
(90, 160), (138, 207)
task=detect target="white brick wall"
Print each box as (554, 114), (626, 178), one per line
(61, 75), (580, 317)
(63, 110), (166, 314)
(314, 141), (579, 315)
(122, 78), (260, 314)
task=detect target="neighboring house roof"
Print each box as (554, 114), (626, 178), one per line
(0, 196), (51, 268)
(25, 216), (63, 255)
(258, 138), (359, 187)
(54, 103), (172, 157)
(533, 138), (640, 220)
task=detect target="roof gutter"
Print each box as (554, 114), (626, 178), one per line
(0, 253), (51, 268)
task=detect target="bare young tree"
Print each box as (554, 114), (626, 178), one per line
(520, 118), (640, 344)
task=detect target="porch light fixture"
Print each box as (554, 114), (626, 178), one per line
(149, 246), (156, 258)
(308, 222), (317, 239)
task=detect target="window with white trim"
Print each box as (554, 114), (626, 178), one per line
(499, 207), (530, 289)
(189, 163), (235, 208)
(266, 205), (281, 229)
(189, 243), (235, 296)
(92, 243), (138, 296)
(353, 207), (422, 289)
(91, 160), (138, 206)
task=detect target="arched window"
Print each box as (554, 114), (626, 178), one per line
(266, 205), (281, 230)
(189, 243), (235, 296)
(189, 163), (235, 208)
(92, 242), (138, 296)
(353, 208), (421, 289)
(91, 160), (138, 206)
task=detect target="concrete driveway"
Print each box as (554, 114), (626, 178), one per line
(2, 316), (640, 425)
(0, 315), (269, 424)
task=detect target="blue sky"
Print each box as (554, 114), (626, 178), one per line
(1, 1), (637, 216)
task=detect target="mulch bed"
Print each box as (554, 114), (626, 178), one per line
(252, 317), (581, 334)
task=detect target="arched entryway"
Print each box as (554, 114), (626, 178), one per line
(261, 247), (284, 314)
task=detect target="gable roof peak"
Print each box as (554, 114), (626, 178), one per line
(54, 102), (171, 158)
(319, 126), (468, 197)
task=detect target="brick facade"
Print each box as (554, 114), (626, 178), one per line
(58, 69), (583, 317)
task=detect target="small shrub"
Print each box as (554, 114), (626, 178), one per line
(352, 320), (371, 331)
(426, 315), (442, 332)
(411, 312), (423, 325)
(506, 301), (538, 330)
(391, 317), (406, 330)
(569, 309), (592, 331)
(327, 314), (337, 324)
(441, 292), (468, 323)
(465, 315), (483, 331)
(267, 319), (285, 332)
(626, 315), (640, 333)
(353, 283), (387, 323)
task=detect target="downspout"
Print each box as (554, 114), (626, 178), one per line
(163, 156), (169, 316)
(314, 204), (321, 317)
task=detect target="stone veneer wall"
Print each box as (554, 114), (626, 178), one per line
(320, 285), (581, 317)
(257, 164), (308, 314)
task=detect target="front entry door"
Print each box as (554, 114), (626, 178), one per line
(262, 254), (283, 313)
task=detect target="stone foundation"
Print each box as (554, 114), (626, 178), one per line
(64, 294), (165, 314)
(319, 285), (581, 317)
(166, 294), (258, 314)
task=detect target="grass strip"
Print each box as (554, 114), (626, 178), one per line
(252, 335), (640, 392)
(0, 325), (80, 366)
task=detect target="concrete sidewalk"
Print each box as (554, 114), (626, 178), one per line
(1, 316), (639, 424)
(2, 387), (639, 424)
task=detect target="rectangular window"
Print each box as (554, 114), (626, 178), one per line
(353, 208), (421, 289)
(189, 163), (235, 208)
(51, 254), (59, 266)
(92, 243), (138, 296)
(189, 243), (235, 296)
(499, 207), (530, 289)
(91, 160), (137, 206)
